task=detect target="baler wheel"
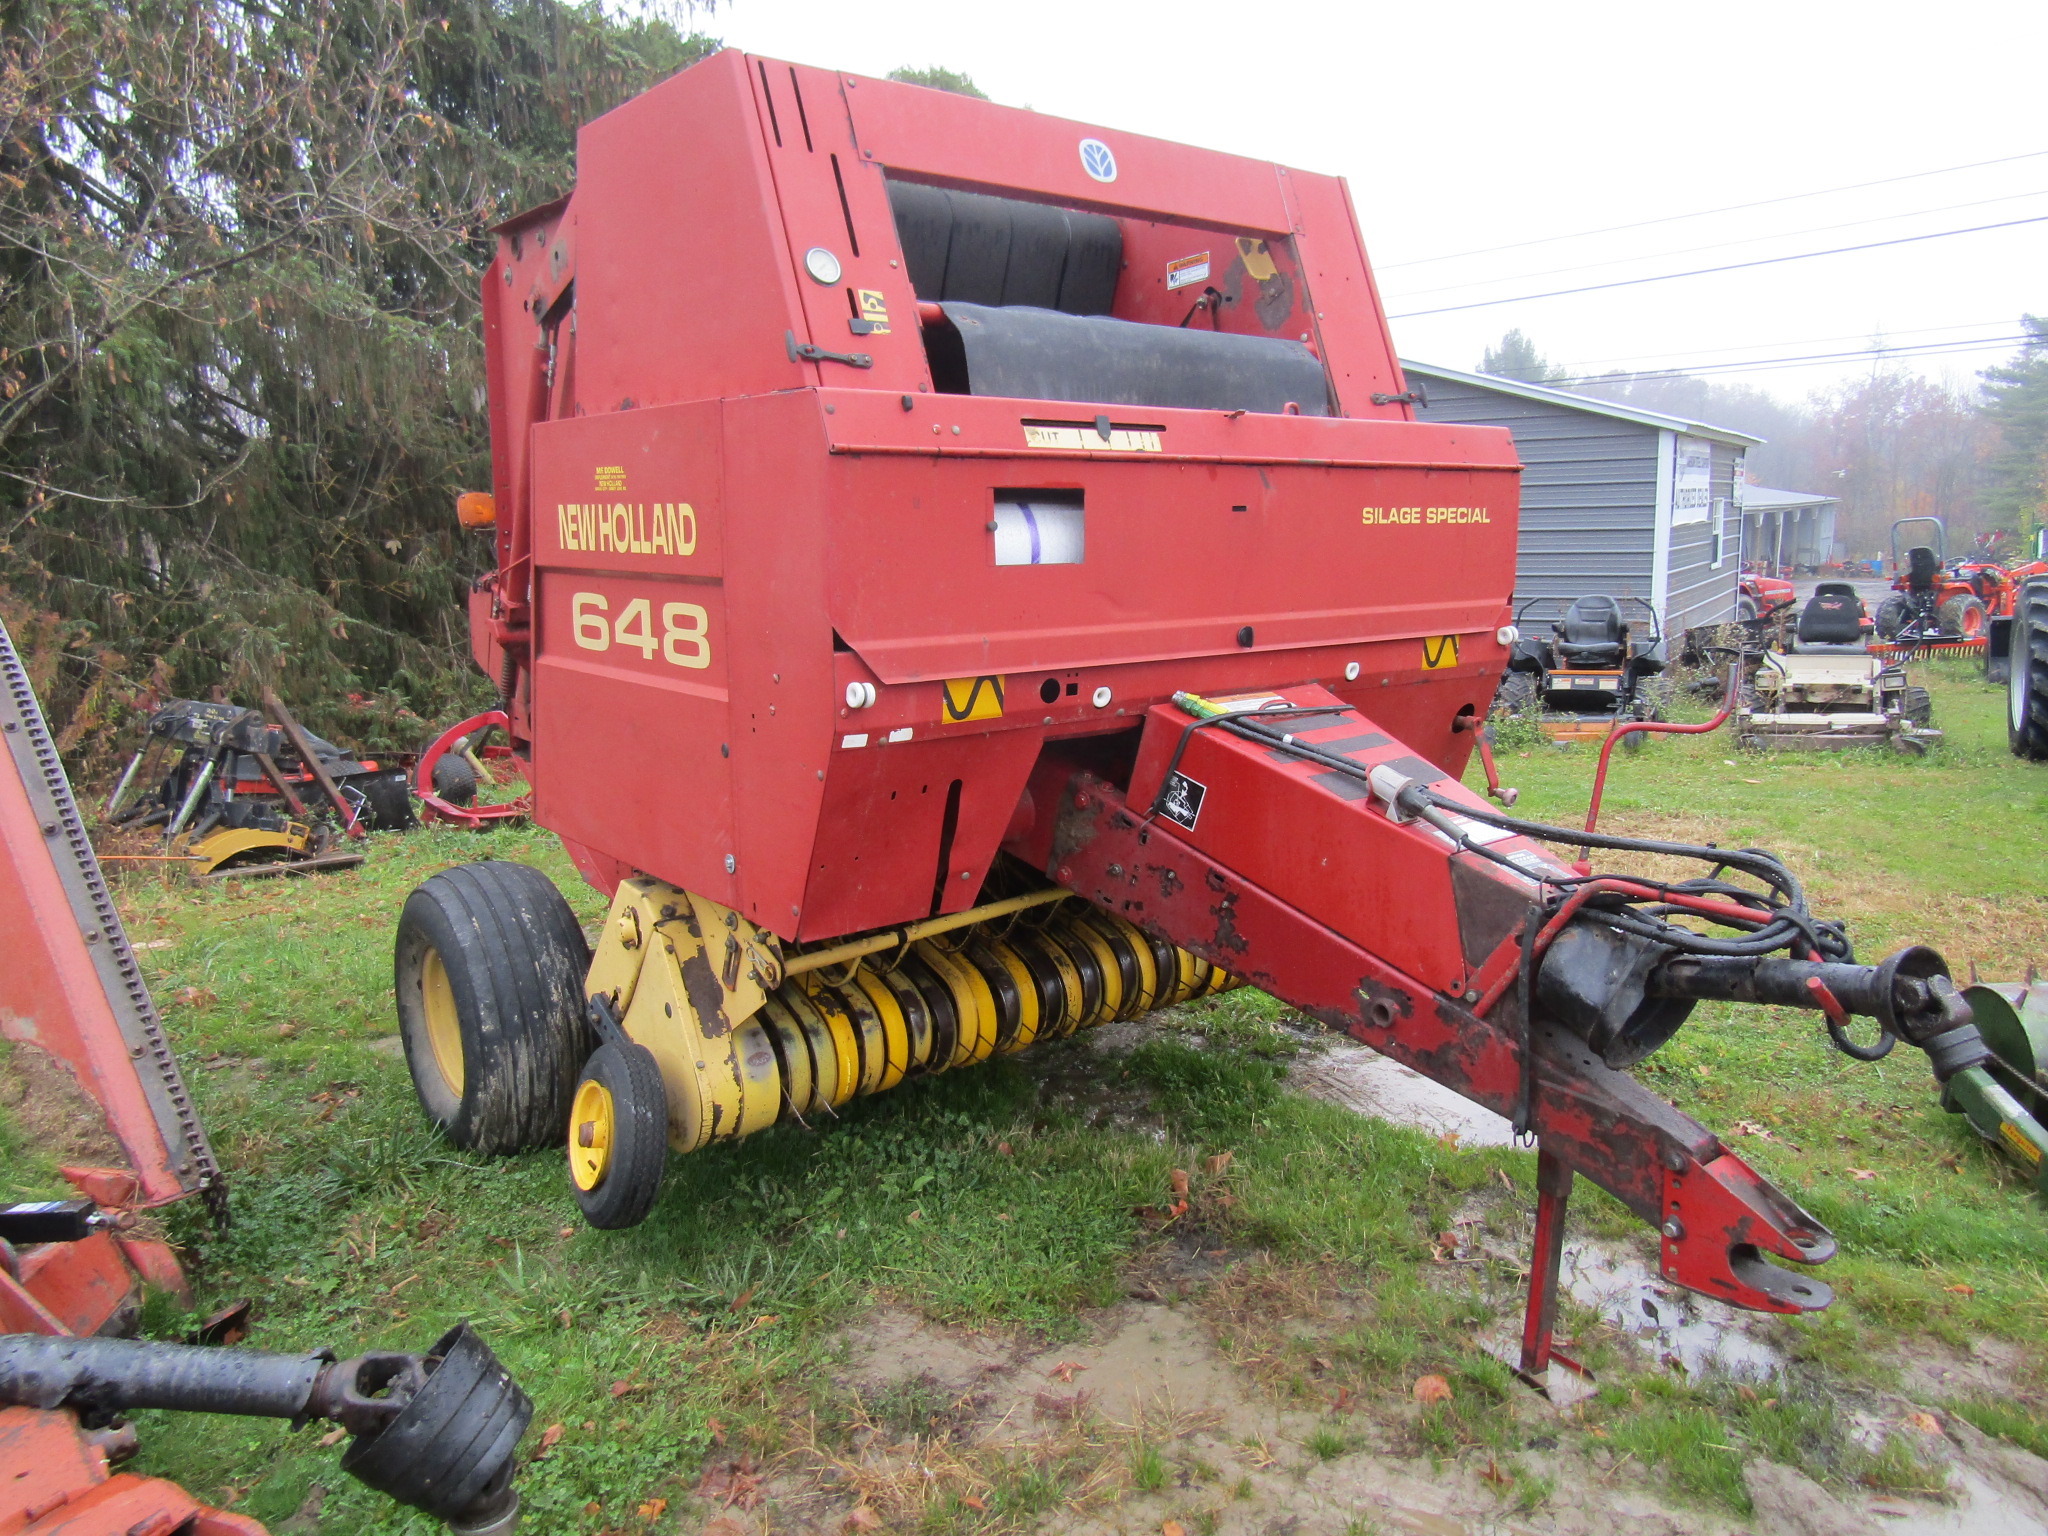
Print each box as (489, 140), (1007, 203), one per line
(394, 862), (592, 1153)
(568, 1040), (668, 1230)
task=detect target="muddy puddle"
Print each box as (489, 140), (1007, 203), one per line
(1560, 1241), (1784, 1379)
(1287, 1036), (1517, 1147)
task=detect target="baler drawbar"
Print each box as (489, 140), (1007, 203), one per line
(390, 52), (1990, 1388)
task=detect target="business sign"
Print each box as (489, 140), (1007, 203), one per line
(1673, 437), (1713, 526)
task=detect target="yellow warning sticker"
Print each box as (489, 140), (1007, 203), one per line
(1999, 1120), (2044, 1168)
(594, 465), (626, 493)
(941, 675), (1005, 722)
(1421, 635), (1461, 670)
(855, 289), (891, 334)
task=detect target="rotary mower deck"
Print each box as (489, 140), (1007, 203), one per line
(391, 53), (2003, 1390)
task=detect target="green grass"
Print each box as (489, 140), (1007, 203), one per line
(4, 657), (2044, 1529)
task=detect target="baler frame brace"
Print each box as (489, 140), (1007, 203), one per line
(1036, 690), (1991, 1387)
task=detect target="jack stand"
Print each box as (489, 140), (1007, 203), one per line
(1517, 1145), (1595, 1403)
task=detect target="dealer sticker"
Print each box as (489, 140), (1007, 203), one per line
(1166, 252), (1212, 290)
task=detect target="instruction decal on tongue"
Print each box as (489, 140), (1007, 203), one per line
(1166, 252), (1212, 290)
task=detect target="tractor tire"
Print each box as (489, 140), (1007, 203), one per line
(2013, 579), (2048, 760)
(393, 861), (593, 1154)
(433, 753), (479, 807)
(1874, 595), (1909, 640)
(1939, 595), (1988, 641)
(1736, 595), (1760, 624)
(1901, 686), (1933, 727)
(568, 1039), (668, 1230)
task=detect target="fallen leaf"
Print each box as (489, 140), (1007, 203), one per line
(533, 1422), (564, 1458)
(1849, 1168), (1877, 1181)
(609, 1379), (643, 1398)
(962, 1495), (987, 1511)
(1051, 1360), (1087, 1383)
(1437, 1130), (1462, 1151)
(318, 1426), (347, 1447)
(995, 1212), (1011, 1222)
(637, 1498), (669, 1519)
(1412, 1374), (1453, 1405)
(174, 985), (218, 1008)
(560, 1225), (576, 1238)
(906, 1209), (922, 1223)
(1332, 1386), (1353, 1412)
(1944, 1283), (1976, 1296)
(996, 1141), (1012, 1156)
(1481, 1458), (1509, 1487)
(1163, 1523), (1187, 1536)
(1907, 1411), (1942, 1435)
(701, 1518), (749, 1536)
(729, 1283), (758, 1312)
(1743, 778), (1762, 785)
(844, 1508), (883, 1533)
(1169, 1168), (1190, 1198)
(584, 1503), (603, 1518)
(1204, 1151), (1234, 1175)
(708, 1415), (726, 1445)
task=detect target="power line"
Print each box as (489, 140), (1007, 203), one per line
(1377, 148), (2048, 271)
(1563, 318), (2017, 371)
(1555, 335), (2032, 386)
(1386, 187), (2048, 302)
(1388, 215), (2048, 320)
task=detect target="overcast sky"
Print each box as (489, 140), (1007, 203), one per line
(707, 0), (2045, 408)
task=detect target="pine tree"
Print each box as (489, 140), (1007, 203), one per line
(1479, 329), (1570, 385)
(1981, 315), (2048, 546)
(0, 0), (714, 764)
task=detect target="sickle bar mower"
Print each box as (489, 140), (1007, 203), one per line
(395, 52), (1988, 1381)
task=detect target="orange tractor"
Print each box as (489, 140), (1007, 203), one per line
(1874, 517), (2046, 662)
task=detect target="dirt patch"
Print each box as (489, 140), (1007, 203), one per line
(0, 1033), (123, 1168)
(1884, 1336), (2029, 1402)
(837, 1306), (1012, 1399)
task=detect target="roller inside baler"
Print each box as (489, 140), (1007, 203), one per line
(399, 52), (1999, 1385)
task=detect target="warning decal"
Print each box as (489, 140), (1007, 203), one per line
(1421, 635), (1461, 670)
(941, 675), (1005, 722)
(855, 289), (891, 334)
(2000, 1120), (2044, 1168)
(1166, 252), (1212, 290)
(1157, 770), (1207, 830)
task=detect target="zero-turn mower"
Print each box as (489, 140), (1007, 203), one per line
(1499, 594), (1668, 747)
(389, 54), (2009, 1389)
(1738, 651), (1937, 754)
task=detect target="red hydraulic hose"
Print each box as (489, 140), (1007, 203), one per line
(1582, 663), (1741, 835)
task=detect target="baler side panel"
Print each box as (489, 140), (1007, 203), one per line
(1278, 168), (1410, 414)
(1113, 218), (1317, 351)
(574, 50), (813, 416)
(529, 404), (736, 905)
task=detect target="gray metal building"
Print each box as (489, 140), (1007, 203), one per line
(1404, 362), (1762, 636)
(1741, 486), (1841, 573)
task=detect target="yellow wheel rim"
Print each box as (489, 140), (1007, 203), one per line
(569, 1076), (615, 1191)
(420, 947), (465, 1096)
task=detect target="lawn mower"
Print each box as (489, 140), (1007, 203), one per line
(390, 52), (2000, 1391)
(1737, 650), (1937, 754)
(1, 616), (533, 1535)
(103, 696), (479, 874)
(1498, 594), (1668, 746)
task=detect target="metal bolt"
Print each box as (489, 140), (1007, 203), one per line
(1057, 866), (1073, 883)
(724, 854), (736, 873)
(1074, 791), (1090, 809)
(1463, 989), (1480, 1004)
(951, 425), (962, 435)
(1661, 1219), (1685, 1240)
(42, 822), (56, 835)
(1107, 863), (1123, 877)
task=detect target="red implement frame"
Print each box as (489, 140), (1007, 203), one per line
(414, 711), (530, 829)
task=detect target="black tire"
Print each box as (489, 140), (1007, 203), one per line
(1939, 595), (1988, 640)
(568, 1040), (668, 1230)
(1900, 686), (1933, 727)
(2013, 579), (2048, 760)
(1874, 595), (1909, 640)
(1493, 672), (1537, 717)
(393, 861), (593, 1153)
(348, 768), (418, 832)
(433, 752), (479, 807)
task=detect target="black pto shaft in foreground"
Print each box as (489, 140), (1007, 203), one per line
(0, 1322), (530, 1533)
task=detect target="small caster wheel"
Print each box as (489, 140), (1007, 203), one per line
(568, 1039), (669, 1229)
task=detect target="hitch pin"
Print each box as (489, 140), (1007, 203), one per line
(1805, 975), (1851, 1031)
